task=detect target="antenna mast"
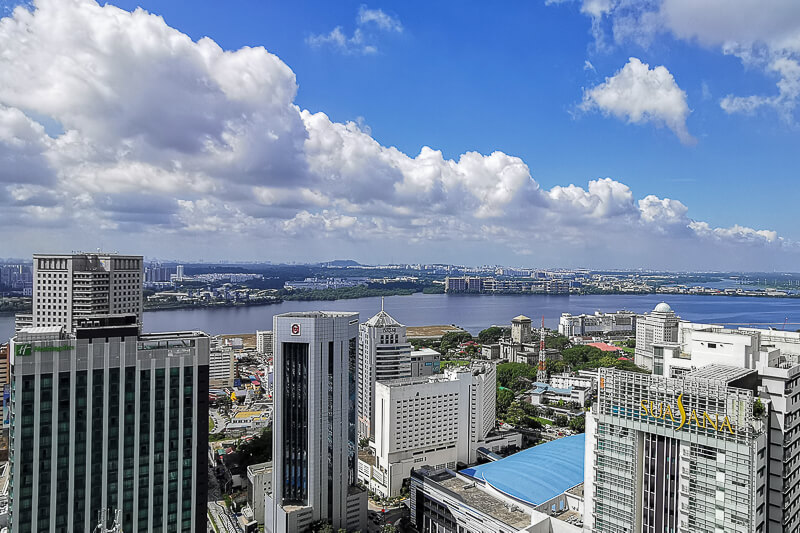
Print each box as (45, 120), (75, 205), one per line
(538, 316), (547, 384)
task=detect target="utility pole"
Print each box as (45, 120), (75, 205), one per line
(538, 316), (547, 384)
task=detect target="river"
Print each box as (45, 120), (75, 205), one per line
(4, 292), (800, 342)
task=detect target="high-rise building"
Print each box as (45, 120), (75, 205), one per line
(267, 312), (366, 533)
(8, 316), (210, 533)
(634, 302), (679, 371)
(209, 346), (235, 388)
(175, 265), (185, 281)
(585, 367), (766, 533)
(255, 330), (273, 356)
(19, 253), (143, 332)
(356, 306), (412, 439)
(362, 362), (511, 498)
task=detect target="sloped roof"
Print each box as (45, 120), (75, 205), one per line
(512, 315), (532, 322)
(364, 310), (402, 327)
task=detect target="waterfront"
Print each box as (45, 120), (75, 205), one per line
(5, 292), (800, 342)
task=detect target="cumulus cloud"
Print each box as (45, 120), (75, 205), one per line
(550, 0), (800, 121)
(0, 0), (794, 269)
(307, 5), (400, 55)
(581, 57), (694, 144)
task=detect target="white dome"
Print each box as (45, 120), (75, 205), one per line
(654, 302), (672, 313)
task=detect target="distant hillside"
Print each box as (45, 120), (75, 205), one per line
(320, 259), (363, 267)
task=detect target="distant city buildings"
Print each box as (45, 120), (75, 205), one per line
(283, 277), (367, 291)
(444, 276), (571, 294)
(558, 310), (637, 337)
(267, 311), (366, 533)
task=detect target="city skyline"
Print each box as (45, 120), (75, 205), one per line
(1, 0), (799, 270)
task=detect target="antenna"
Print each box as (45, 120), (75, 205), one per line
(381, 296), (384, 312)
(538, 316), (547, 384)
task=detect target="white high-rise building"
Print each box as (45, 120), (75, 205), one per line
(362, 362), (517, 498)
(20, 253), (143, 333)
(256, 330), (273, 356)
(635, 302), (679, 371)
(267, 312), (366, 533)
(209, 346), (235, 388)
(356, 306), (412, 439)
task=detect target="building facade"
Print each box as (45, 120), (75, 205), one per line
(558, 310), (637, 337)
(585, 367), (767, 533)
(8, 319), (209, 533)
(267, 312), (366, 533)
(209, 346), (235, 388)
(635, 302), (679, 371)
(364, 363), (505, 498)
(255, 330), (273, 356)
(356, 309), (413, 440)
(21, 253), (143, 333)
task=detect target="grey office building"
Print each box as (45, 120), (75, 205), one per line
(267, 312), (366, 533)
(8, 315), (209, 532)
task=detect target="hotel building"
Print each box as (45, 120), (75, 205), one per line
(8, 316), (209, 533)
(17, 253), (143, 333)
(634, 302), (679, 371)
(585, 366), (767, 533)
(267, 312), (366, 533)
(362, 362), (520, 498)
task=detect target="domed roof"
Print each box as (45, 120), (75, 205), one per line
(654, 302), (672, 313)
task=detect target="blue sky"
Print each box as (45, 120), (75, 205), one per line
(1, 0), (799, 268)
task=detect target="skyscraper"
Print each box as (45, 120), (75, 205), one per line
(356, 305), (412, 439)
(8, 316), (209, 533)
(19, 253), (143, 332)
(584, 367), (766, 533)
(268, 312), (366, 533)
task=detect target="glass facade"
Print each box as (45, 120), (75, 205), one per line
(281, 342), (309, 505)
(10, 336), (207, 533)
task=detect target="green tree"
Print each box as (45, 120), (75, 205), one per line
(553, 414), (569, 427)
(625, 338), (636, 348)
(478, 326), (503, 344)
(440, 331), (473, 353)
(238, 428), (272, 467)
(569, 416), (586, 433)
(496, 362), (538, 391)
(497, 388), (515, 418)
(753, 398), (766, 418)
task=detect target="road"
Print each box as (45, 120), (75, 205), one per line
(210, 408), (228, 434)
(208, 501), (242, 533)
(366, 506), (410, 533)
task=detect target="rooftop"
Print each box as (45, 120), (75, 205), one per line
(275, 311), (358, 319)
(460, 434), (585, 506)
(685, 364), (756, 384)
(364, 310), (402, 328)
(437, 473), (532, 529)
(586, 342), (622, 352)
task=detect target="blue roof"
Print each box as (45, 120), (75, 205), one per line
(460, 434), (585, 506)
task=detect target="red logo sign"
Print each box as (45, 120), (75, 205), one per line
(291, 323), (301, 336)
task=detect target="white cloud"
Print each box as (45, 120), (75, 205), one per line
(307, 5), (400, 55)
(0, 0), (794, 269)
(357, 6), (402, 33)
(581, 57), (694, 144)
(549, 0), (800, 121)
